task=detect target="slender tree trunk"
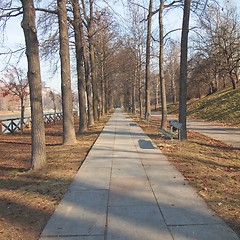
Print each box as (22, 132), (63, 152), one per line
(89, 0), (98, 121)
(80, 0), (94, 126)
(57, 0), (76, 145)
(20, 98), (24, 134)
(179, 0), (191, 140)
(154, 83), (158, 111)
(20, 0), (46, 169)
(230, 74), (237, 89)
(89, 40), (98, 121)
(101, 63), (105, 116)
(145, 0), (152, 120)
(159, 0), (168, 129)
(138, 63), (143, 118)
(132, 72), (136, 114)
(71, 0), (87, 133)
(171, 73), (177, 104)
(85, 60), (94, 126)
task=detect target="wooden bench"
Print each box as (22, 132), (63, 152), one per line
(159, 120), (183, 140)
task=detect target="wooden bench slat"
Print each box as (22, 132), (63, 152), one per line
(159, 128), (175, 139)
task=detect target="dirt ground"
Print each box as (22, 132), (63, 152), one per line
(133, 115), (240, 238)
(0, 113), (112, 240)
(0, 112), (239, 239)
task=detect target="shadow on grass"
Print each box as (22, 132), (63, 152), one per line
(192, 140), (240, 151)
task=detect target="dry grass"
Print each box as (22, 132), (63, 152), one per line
(0, 111), (239, 239)
(0, 113), (112, 240)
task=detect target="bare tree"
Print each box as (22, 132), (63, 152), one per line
(81, 0), (95, 127)
(195, 2), (240, 90)
(126, 1), (147, 117)
(57, 0), (76, 144)
(71, 0), (87, 133)
(145, 0), (153, 120)
(165, 40), (180, 104)
(159, 0), (168, 129)
(21, 0), (47, 168)
(179, 0), (191, 140)
(0, 66), (29, 133)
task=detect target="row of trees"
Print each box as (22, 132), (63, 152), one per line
(188, 3), (240, 98)
(121, 0), (239, 138)
(0, 0), (239, 169)
(0, 0), (129, 169)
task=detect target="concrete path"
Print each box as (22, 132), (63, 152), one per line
(40, 109), (239, 240)
(186, 120), (240, 148)
(152, 113), (240, 148)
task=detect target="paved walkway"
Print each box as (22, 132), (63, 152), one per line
(40, 109), (239, 240)
(152, 113), (240, 148)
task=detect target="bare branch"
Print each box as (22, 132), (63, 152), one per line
(35, 7), (57, 15)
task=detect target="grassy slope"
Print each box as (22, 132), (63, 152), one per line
(167, 85), (240, 127)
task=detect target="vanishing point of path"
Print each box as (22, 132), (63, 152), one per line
(40, 109), (239, 240)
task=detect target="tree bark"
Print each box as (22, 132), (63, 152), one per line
(88, 0), (98, 121)
(20, 98), (24, 134)
(159, 0), (168, 129)
(230, 72), (237, 89)
(71, 0), (87, 133)
(145, 0), (153, 120)
(100, 60), (105, 116)
(84, 53), (94, 126)
(81, 0), (94, 127)
(132, 72), (136, 114)
(20, 0), (46, 169)
(179, 0), (191, 140)
(57, 0), (76, 145)
(138, 55), (143, 118)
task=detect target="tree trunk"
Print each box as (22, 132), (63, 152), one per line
(179, 0), (191, 141)
(138, 61), (143, 118)
(101, 63), (105, 116)
(230, 74), (237, 89)
(20, 98), (24, 134)
(84, 59), (94, 126)
(145, 0), (153, 120)
(57, 0), (76, 145)
(159, 0), (168, 130)
(132, 74), (136, 114)
(71, 0), (87, 133)
(20, 0), (46, 169)
(89, 40), (98, 121)
(169, 68), (177, 104)
(89, 0), (98, 121)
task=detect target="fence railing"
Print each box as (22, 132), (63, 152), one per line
(0, 112), (63, 134)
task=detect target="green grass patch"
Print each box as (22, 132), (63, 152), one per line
(157, 85), (240, 127)
(187, 86), (240, 126)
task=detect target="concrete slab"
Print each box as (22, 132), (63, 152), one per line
(81, 159), (112, 168)
(69, 167), (112, 190)
(144, 165), (223, 225)
(107, 205), (173, 240)
(111, 168), (146, 180)
(169, 224), (239, 240)
(109, 188), (156, 207)
(110, 176), (151, 191)
(40, 189), (108, 238)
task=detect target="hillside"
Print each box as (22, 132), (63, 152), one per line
(167, 85), (240, 127)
